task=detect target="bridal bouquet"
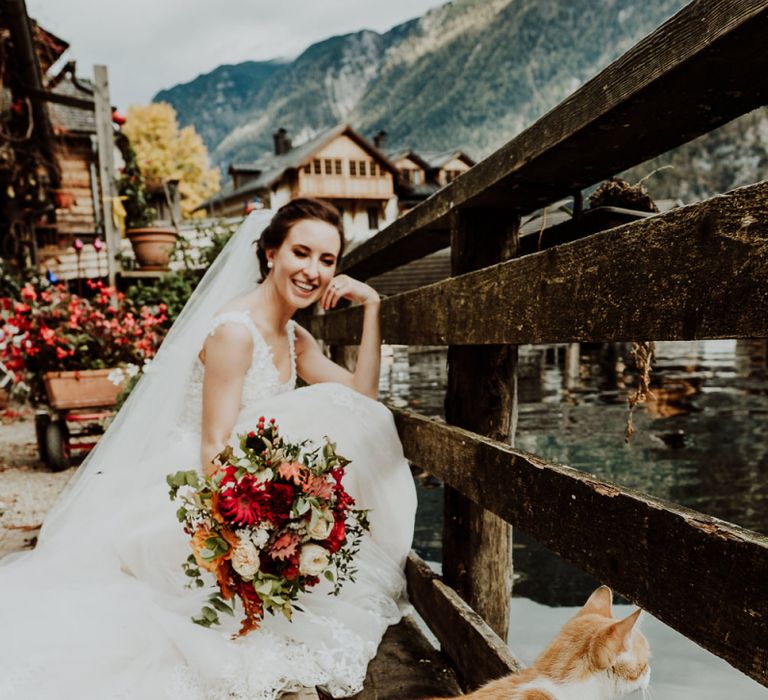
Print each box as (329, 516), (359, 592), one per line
(167, 417), (369, 638)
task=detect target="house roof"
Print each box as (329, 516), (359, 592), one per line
(418, 149), (476, 169)
(31, 21), (69, 72)
(48, 72), (96, 135)
(387, 150), (431, 171)
(201, 123), (399, 210)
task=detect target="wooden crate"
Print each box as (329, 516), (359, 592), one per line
(43, 369), (121, 410)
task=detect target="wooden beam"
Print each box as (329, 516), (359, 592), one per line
(350, 614), (462, 699)
(23, 87), (95, 111)
(340, 0), (768, 281)
(341, 208), (450, 280)
(393, 409), (768, 686)
(307, 180), (768, 345)
(442, 208), (518, 640)
(92, 65), (120, 287)
(405, 553), (523, 690)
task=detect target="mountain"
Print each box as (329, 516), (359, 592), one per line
(153, 0), (767, 202)
(153, 60), (286, 155)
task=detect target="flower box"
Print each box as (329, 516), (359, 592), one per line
(43, 369), (121, 410)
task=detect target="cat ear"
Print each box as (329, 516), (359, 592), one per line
(604, 608), (643, 656)
(590, 608), (642, 670)
(578, 585), (613, 618)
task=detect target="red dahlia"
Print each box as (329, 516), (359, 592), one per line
(266, 482), (295, 525)
(217, 474), (267, 527)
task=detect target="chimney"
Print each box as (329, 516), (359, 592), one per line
(373, 130), (387, 150)
(273, 127), (292, 155)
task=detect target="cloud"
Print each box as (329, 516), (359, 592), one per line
(27, 0), (444, 109)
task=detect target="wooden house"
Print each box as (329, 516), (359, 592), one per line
(34, 63), (114, 281)
(391, 149), (475, 215)
(199, 124), (400, 244)
(0, 5), (113, 281)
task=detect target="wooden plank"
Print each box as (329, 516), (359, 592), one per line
(25, 86), (95, 111)
(340, 0), (768, 281)
(93, 65), (120, 287)
(405, 553), (523, 690)
(308, 180), (768, 345)
(442, 208), (518, 639)
(342, 215), (449, 284)
(350, 615), (462, 700)
(392, 409), (768, 686)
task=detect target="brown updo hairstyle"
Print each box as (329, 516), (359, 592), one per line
(255, 198), (346, 281)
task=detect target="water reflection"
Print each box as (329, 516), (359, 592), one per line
(379, 340), (768, 604)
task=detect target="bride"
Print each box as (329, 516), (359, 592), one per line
(0, 198), (417, 700)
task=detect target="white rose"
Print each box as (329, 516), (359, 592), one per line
(308, 510), (334, 541)
(298, 544), (329, 577)
(231, 538), (260, 580)
(251, 526), (270, 548)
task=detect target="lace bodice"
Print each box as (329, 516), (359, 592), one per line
(178, 311), (297, 432)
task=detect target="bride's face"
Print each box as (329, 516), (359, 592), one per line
(266, 218), (341, 308)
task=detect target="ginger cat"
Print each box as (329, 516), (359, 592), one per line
(440, 586), (650, 700)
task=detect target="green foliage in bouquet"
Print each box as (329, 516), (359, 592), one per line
(167, 418), (369, 638)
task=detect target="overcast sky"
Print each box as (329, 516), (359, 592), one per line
(27, 0), (446, 110)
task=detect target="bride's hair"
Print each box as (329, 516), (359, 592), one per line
(256, 198), (346, 280)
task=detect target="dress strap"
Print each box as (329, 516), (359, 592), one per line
(287, 320), (297, 385)
(208, 311), (258, 342)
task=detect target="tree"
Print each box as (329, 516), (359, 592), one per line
(121, 103), (220, 218)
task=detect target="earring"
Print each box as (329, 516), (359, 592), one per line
(267, 261), (273, 269)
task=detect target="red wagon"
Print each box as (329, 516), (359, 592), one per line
(35, 369), (121, 471)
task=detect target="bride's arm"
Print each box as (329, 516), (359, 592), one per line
(199, 323), (254, 476)
(295, 278), (381, 398)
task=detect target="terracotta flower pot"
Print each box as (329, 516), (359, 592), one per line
(54, 190), (76, 209)
(43, 369), (123, 410)
(126, 226), (179, 270)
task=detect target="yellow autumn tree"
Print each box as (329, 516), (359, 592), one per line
(122, 102), (220, 218)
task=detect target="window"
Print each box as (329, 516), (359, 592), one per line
(324, 159), (333, 174)
(446, 169), (462, 183)
(401, 169), (411, 184)
(349, 160), (357, 176)
(359, 160), (367, 177)
(334, 159), (342, 175)
(370, 161), (377, 176)
(412, 170), (423, 185)
(313, 159), (322, 174)
(303, 163), (311, 174)
(367, 207), (379, 230)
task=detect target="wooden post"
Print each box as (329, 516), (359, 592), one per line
(443, 207), (519, 640)
(565, 342), (580, 391)
(93, 65), (120, 288)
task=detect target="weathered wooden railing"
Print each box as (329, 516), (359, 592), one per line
(308, 0), (768, 690)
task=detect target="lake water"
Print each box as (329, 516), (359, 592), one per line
(379, 339), (768, 693)
(379, 339), (768, 603)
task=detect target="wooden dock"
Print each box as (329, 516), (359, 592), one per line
(2, 0), (766, 696)
(308, 0), (768, 694)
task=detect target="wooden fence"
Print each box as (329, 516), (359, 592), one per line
(306, 0), (768, 689)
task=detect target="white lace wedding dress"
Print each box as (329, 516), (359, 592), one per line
(0, 309), (417, 699)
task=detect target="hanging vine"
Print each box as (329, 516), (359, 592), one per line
(624, 341), (655, 443)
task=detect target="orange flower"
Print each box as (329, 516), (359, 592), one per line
(278, 461), (305, 485)
(190, 526), (218, 572)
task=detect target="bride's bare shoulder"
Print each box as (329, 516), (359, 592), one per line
(200, 296), (255, 364)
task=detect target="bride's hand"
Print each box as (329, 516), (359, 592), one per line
(322, 275), (380, 311)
